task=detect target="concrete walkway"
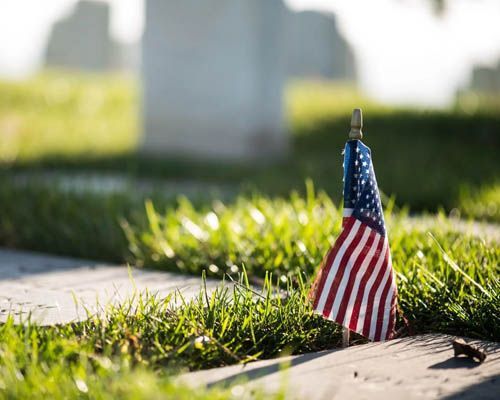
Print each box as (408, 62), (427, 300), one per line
(0, 248), (220, 325)
(182, 334), (500, 400)
(1, 249), (499, 399)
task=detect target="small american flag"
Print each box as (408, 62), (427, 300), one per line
(311, 139), (397, 341)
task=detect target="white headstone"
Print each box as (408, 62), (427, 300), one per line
(45, 1), (112, 71)
(141, 0), (288, 160)
(284, 10), (356, 81)
(470, 63), (500, 94)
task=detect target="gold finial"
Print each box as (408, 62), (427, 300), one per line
(348, 108), (363, 140)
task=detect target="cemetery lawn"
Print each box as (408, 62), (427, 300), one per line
(0, 72), (499, 221)
(0, 72), (498, 396)
(0, 183), (499, 397)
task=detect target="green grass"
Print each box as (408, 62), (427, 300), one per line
(0, 71), (137, 162)
(0, 278), (313, 399)
(0, 72), (499, 397)
(1, 261), (497, 397)
(1, 73), (499, 220)
(0, 179), (498, 341)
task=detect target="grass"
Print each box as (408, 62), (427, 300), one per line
(0, 73), (499, 220)
(1, 263), (497, 397)
(0, 179), (498, 341)
(0, 71), (137, 162)
(0, 72), (499, 397)
(0, 277), (316, 399)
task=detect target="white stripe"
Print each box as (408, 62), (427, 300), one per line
(379, 285), (396, 341)
(355, 239), (388, 333)
(343, 233), (382, 327)
(315, 220), (362, 313)
(368, 257), (393, 340)
(329, 227), (372, 321)
(343, 208), (354, 217)
(379, 255), (396, 340)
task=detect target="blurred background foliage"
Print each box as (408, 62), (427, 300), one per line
(0, 72), (498, 221)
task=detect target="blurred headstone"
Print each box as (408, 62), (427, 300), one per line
(142, 0), (288, 160)
(469, 62), (500, 94)
(285, 10), (356, 81)
(45, 1), (112, 71)
(110, 41), (140, 73)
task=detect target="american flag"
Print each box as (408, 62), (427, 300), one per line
(311, 139), (397, 341)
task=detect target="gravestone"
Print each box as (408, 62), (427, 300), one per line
(141, 0), (288, 160)
(470, 61), (500, 94)
(45, 0), (112, 71)
(285, 10), (356, 81)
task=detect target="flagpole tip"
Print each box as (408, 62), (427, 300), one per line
(349, 108), (363, 140)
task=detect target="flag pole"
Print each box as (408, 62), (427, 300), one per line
(342, 108), (363, 348)
(349, 108), (363, 141)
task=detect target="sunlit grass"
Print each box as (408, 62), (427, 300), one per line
(0, 178), (497, 341)
(0, 71), (137, 163)
(1, 72), (499, 219)
(0, 258), (497, 397)
(459, 185), (500, 222)
(0, 71), (498, 398)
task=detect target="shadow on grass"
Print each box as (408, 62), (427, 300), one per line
(4, 109), (500, 212)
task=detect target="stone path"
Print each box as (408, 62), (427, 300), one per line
(182, 334), (500, 400)
(0, 248), (221, 325)
(1, 248), (499, 399)
(12, 171), (238, 200)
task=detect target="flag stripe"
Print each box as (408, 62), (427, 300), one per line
(342, 232), (381, 329)
(331, 227), (372, 321)
(348, 236), (385, 331)
(355, 239), (388, 333)
(321, 223), (367, 318)
(367, 248), (392, 340)
(373, 270), (393, 341)
(380, 287), (397, 340)
(384, 289), (397, 340)
(359, 243), (389, 337)
(312, 217), (356, 310)
(343, 208), (354, 217)
(330, 229), (376, 323)
(315, 219), (361, 313)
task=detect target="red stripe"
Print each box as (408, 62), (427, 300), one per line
(384, 271), (398, 340)
(374, 272), (393, 341)
(322, 224), (367, 318)
(334, 230), (376, 325)
(362, 246), (390, 338)
(385, 290), (397, 340)
(313, 217), (356, 309)
(348, 237), (385, 331)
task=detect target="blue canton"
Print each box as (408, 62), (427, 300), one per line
(343, 140), (386, 236)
